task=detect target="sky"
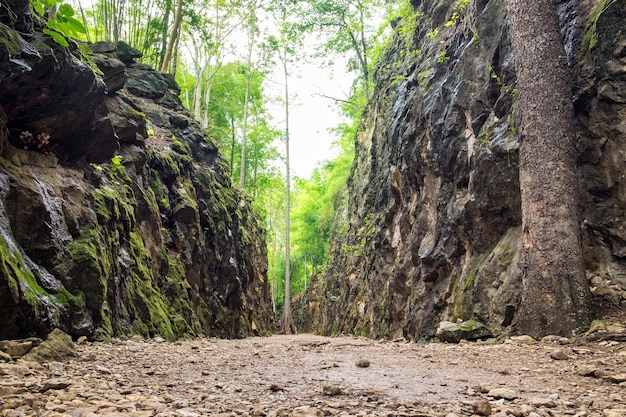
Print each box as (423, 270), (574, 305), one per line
(278, 62), (351, 179)
(263, 50), (353, 180)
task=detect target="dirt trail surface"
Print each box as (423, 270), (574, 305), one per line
(1, 334), (626, 417)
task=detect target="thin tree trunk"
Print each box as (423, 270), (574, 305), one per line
(357, 1), (370, 100)
(281, 41), (296, 335)
(253, 134), (259, 199)
(158, 0), (172, 69)
(507, 0), (591, 338)
(160, 0), (183, 73)
(230, 117), (236, 177)
(192, 51), (205, 121)
(239, 28), (255, 188)
(76, 0), (91, 42)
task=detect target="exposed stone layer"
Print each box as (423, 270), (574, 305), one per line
(0, 3), (272, 340)
(297, 0), (626, 339)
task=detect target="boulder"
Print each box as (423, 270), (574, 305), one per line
(21, 329), (76, 362)
(436, 321), (494, 343)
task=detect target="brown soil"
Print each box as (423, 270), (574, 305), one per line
(1, 334), (625, 417)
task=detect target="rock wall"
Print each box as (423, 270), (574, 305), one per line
(0, 0), (273, 340)
(297, 0), (626, 339)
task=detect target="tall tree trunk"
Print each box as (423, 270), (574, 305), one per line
(507, 0), (591, 338)
(240, 30), (255, 188)
(160, 0), (183, 73)
(230, 117), (236, 177)
(158, 0), (172, 69)
(357, 1), (370, 101)
(281, 42), (296, 335)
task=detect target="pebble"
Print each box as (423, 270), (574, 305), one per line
(290, 406), (323, 417)
(473, 398), (492, 416)
(488, 388), (518, 400)
(508, 336), (537, 345)
(0, 335), (624, 417)
(530, 397), (557, 408)
(355, 359), (370, 368)
(550, 349), (569, 360)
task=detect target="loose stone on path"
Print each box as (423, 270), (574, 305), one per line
(1, 333), (625, 417)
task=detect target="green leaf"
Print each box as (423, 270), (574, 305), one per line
(64, 16), (87, 34)
(42, 28), (69, 46)
(57, 3), (75, 17)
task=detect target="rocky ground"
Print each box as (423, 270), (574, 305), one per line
(1, 332), (625, 417)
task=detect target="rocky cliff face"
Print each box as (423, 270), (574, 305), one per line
(298, 0), (626, 339)
(0, 0), (273, 340)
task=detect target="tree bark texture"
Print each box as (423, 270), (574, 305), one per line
(507, 0), (591, 338)
(160, 0), (183, 73)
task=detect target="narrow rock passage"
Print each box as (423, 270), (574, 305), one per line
(1, 334), (625, 416)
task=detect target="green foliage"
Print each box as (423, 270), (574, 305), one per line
(31, 0), (86, 46)
(444, 0), (469, 27)
(580, 0), (618, 55)
(488, 65), (517, 96)
(110, 155), (126, 176)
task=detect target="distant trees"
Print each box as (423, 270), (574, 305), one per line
(64, 0), (365, 329)
(264, 0), (304, 334)
(507, 0), (592, 337)
(297, 0), (386, 101)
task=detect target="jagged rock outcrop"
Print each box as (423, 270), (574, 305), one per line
(297, 0), (626, 339)
(0, 0), (273, 340)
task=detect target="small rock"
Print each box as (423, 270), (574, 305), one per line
(542, 335), (570, 344)
(22, 329), (76, 362)
(322, 385), (343, 396)
(40, 378), (72, 392)
(0, 363), (32, 377)
(530, 397), (556, 408)
(488, 388), (518, 400)
(76, 336), (88, 345)
(290, 406), (324, 417)
(591, 285), (621, 306)
(508, 335), (537, 345)
(252, 407), (266, 417)
(0, 340), (35, 357)
(269, 384), (285, 392)
(601, 373), (626, 384)
(550, 349), (569, 360)
(176, 410), (200, 417)
(268, 408), (288, 417)
(575, 365), (599, 376)
(355, 359), (370, 368)
(96, 365), (113, 374)
(603, 410), (626, 417)
(0, 350), (12, 362)
(472, 398), (492, 416)
(586, 320), (609, 335)
(436, 320), (493, 343)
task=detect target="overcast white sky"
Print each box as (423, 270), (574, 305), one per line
(260, 40), (354, 179)
(273, 62), (352, 179)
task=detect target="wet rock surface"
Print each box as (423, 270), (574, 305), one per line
(0, 7), (273, 340)
(1, 334), (626, 417)
(296, 0), (626, 341)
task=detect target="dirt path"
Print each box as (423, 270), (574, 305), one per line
(1, 334), (625, 416)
